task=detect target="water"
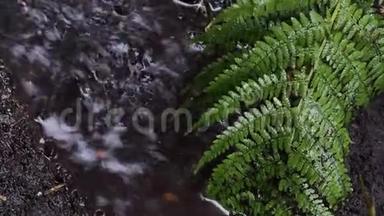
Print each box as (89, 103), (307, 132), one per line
(0, 0), (228, 215)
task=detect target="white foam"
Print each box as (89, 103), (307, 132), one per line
(36, 115), (81, 145)
(37, 115), (145, 178)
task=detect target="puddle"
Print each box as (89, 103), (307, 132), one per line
(0, 0), (229, 215)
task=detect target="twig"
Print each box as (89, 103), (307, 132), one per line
(172, 0), (207, 14)
(200, 194), (230, 216)
(44, 183), (66, 195)
(173, 0), (203, 8)
(0, 195), (7, 202)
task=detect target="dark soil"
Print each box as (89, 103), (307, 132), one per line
(337, 96), (384, 215)
(0, 64), (86, 215)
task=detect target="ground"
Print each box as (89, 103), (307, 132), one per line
(337, 95), (384, 215)
(0, 64), (86, 215)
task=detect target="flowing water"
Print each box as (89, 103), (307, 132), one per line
(0, 0), (228, 215)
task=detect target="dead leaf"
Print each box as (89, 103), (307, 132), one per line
(162, 192), (179, 203)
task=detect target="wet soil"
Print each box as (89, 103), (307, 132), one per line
(0, 63), (87, 215)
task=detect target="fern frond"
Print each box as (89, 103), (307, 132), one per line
(194, 71), (307, 129)
(184, 52), (242, 98)
(188, 0), (384, 215)
(282, 174), (333, 216)
(321, 33), (372, 106)
(199, 0), (332, 51)
(201, 12), (326, 103)
(294, 98), (352, 203)
(310, 62), (353, 123)
(371, 55), (384, 91)
(208, 137), (294, 215)
(332, 1), (384, 95)
(194, 97), (294, 173)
